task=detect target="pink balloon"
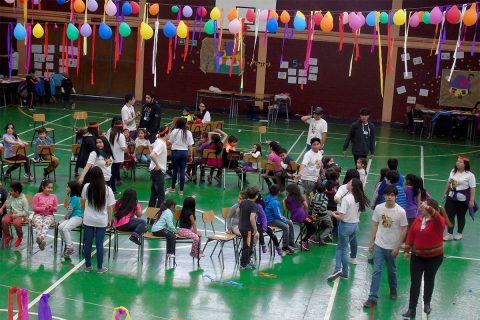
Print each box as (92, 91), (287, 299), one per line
(348, 12), (362, 30)
(105, 0), (117, 16)
(259, 9), (269, 22)
(228, 18), (241, 34)
(358, 12), (365, 26)
(409, 12), (420, 27)
(342, 12), (349, 24)
(429, 6), (443, 25)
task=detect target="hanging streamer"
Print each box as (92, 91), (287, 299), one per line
(190, 9), (198, 53)
(135, 21), (141, 77)
(218, 9), (224, 53)
(448, 5), (467, 81)
(239, 19), (244, 74)
(352, 29), (360, 62)
(435, 18), (447, 79)
(228, 34), (239, 77)
(173, 5), (181, 60)
(77, 30), (81, 76)
(7, 23), (13, 78)
(25, 23), (32, 74)
(430, 24), (439, 56)
(370, 26), (377, 53)
(263, 10), (270, 47)
(404, 12), (411, 76)
(167, 38), (173, 74)
(214, 20), (221, 72)
(114, 24), (119, 71)
(44, 22), (50, 80)
(376, 20), (384, 97)
(62, 23), (67, 73)
(472, 17), (478, 57)
(8, 287), (22, 320)
(435, 11), (446, 55)
(83, 0), (88, 56)
(386, 15), (392, 74)
(251, 9), (260, 64)
(152, 20), (159, 86)
(339, 14), (344, 52)
(21, 289), (29, 320)
(91, 24), (96, 85)
(280, 23), (288, 64)
(38, 294), (52, 320)
(304, 14), (314, 75)
(183, 21), (190, 62)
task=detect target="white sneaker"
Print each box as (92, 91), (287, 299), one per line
(349, 258), (358, 265)
(443, 233), (454, 241)
(453, 233), (463, 240)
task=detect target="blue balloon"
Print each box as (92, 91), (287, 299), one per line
(99, 23), (112, 40)
(389, 12), (395, 25)
(266, 17), (278, 33)
(13, 23), (27, 41)
(293, 16), (306, 31)
(163, 21), (176, 38)
(56, 0), (65, 4)
(366, 11), (376, 27)
(122, 2), (132, 16)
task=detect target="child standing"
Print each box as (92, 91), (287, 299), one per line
(309, 183), (333, 245)
(33, 127), (59, 179)
(238, 186), (259, 270)
(178, 197), (203, 258)
(113, 188), (145, 245)
(109, 120), (127, 194)
(58, 181), (83, 257)
(152, 199), (177, 259)
(134, 128), (151, 163)
(356, 158), (368, 185)
(121, 128), (135, 177)
(372, 168), (389, 209)
(404, 174), (421, 229)
(1, 182), (29, 247)
(26, 68), (39, 110)
(32, 180), (58, 250)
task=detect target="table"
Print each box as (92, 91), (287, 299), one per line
(419, 108), (476, 142)
(0, 78), (23, 108)
(195, 89), (236, 115)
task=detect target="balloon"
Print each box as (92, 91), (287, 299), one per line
(296, 11), (305, 20)
(177, 21), (187, 39)
(270, 11), (279, 21)
(204, 19), (215, 35)
(13, 23), (26, 40)
(358, 12), (366, 26)
(280, 10), (290, 24)
(349, 12), (362, 30)
(259, 9), (269, 22)
(163, 21), (176, 38)
(418, 11), (424, 21)
(119, 22), (131, 37)
(266, 17), (278, 33)
(182, 5), (193, 18)
(32, 23), (44, 38)
(228, 18), (241, 34)
(171, 5), (179, 14)
(56, 0), (65, 4)
(197, 7), (207, 18)
(80, 23), (92, 37)
(87, 0), (98, 12)
(140, 22), (153, 40)
(33, 0), (40, 4)
(423, 11), (430, 24)
(67, 23), (79, 41)
(130, 1), (139, 14)
(342, 11), (349, 24)
(149, 3), (159, 16)
(393, 9), (406, 26)
(227, 8), (238, 21)
(121, 2), (132, 16)
(463, 3), (478, 27)
(379, 11), (389, 24)
(99, 23), (112, 40)
(5, 0), (15, 3)
(313, 11), (323, 26)
(74, 0), (85, 13)
(429, 6), (443, 25)
(246, 9), (256, 22)
(409, 12), (420, 27)
(293, 15), (306, 31)
(447, 5), (460, 24)
(105, 0), (117, 16)
(210, 7), (221, 20)
(320, 12), (334, 32)
(366, 11), (377, 26)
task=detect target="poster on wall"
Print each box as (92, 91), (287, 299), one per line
(439, 69), (480, 108)
(200, 38), (245, 75)
(215, 0), (277, 32)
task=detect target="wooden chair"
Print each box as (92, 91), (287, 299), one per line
(26, 194), (59, 255)
(112, 208), (145, 263)
(202, 207), (239, 264)
(242, 153), (262, 184)
(285, 161), (300, 185)
(213, 121), (224, 130)
(3, 145), (29, 182)
(201, 122), (213, 132)
(123, 144), (137, 181)
(223, 151), (244, 190)
(261, 161), (277, 190)
(72, 112), (88, 142)
(259, 126), (271, 144)
(186, 147), (196, 182)
(69, 144), (81, 180)
(30, 113), (55, 144)
(31, 145), (57, 183)
(190, 124), (203, 137)
(0, 146), (5, 183)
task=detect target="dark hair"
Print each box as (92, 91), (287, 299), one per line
(157, 199), (177, 220)
(325, 168), (340, 182)
(137, 128), (147, 137)
(28, 68), (35, 74)
(38, 179), (53, 193)
(146, 91), (155, 100)
(357, 157), (367, 168)
(322, 157), (333, 168)
(10, 182), (23, 194)
(87, 122), (99, 137)
(246, 186), (260, 199)
(115, 189), (138, 221)
(387, 158), (398, 171)
(379, 168), (389, 183)
(325, 180), (336, 191)
(210, 134), (223, 154)
(454, 157), (471, 173)
(427, 198), (440, 212)
(87, 167), (107, 211)
(359, 108), (370, 115)
(109, 120), (123, 146)
(350, 178), (370, 212)
(343, 168), (360, 185)
(252, 144), (262, 155)
(310, 137), (321, 145)
(67, 180), (82, 197)
(96, 136), (113, 158)
(405, 173), (416, 187)
(383, 184), (398, 196)
(286, 184), (303, 205)
(415, 176), (427, 201)
(36, 127), (47, 134)
(75, 128), (87, 141)
(158, 126), (168, 138)
(175, 117), (188, 142)
(238, 191), (247, 200)
(227, 135), (238, 144)
(315, 182), (326, 193)
(110, 116), (122, 129)
(125, 94), (134, 103)
(4, 123), (18, 139)
(269, 141), (281, 155)
(386, 170), (400, 184)
(269, 184), (280, 196)
(180, 197), (196, 223)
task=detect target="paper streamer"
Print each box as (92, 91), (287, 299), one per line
(190, 8), (198, 53)
(376, 20), (384, 97)
(167, 38), (173, 74)
(353, 29), (360, 62)
(404, 12), (411, 75)
(203, 274), (243, 287)
(339, 14), (344, 52)
(8, 287), (22, 320)
(91, 24), (96, 85)
(112, 306), (131, 320)
(7, 23), (12, 78)
(135, 21), (141, 77)
(62, 23), (67, 73)
(21, 289), (29, 320)
(25, 23), (32, 74)
(370, 25), (377, 53)
(83, 1), (88, 56)
(38, 293), (52, 320)
(386, 15), (392, 74)
(228, 34), (239, 76)
(183, 21), (189, 62)
(173, 5), (181, 60)
(251, 9), (260, 64)
(152, 19), (159, 86)
(448, 5), (467, 81)
(435, 19), (447, 78)
(280, 23), (288, 64)
(77, 31), (81, 76)
(304, 14), (314, 74)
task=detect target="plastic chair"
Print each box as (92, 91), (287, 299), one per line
(31, 114), (55, 144)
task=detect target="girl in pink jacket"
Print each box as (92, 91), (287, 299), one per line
(32, 180), (58, 250)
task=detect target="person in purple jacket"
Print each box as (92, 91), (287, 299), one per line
(256, 194), (283, 256)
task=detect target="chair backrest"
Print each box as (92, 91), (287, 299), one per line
(222, 207), (230, 220)
(202, 148), (218, 159)
(36, 145), (55, 157)
(227, 151), (243, 161)
(73, 112), (88, 120)
(261, 161), (276, 171)
(63, 197), (68, 208)
(243, 153), (261, 166)
(190, 124), (202, 135)
(12, 145), (28, 155)
(26, 194), (33, 204)
(202, 122), (213, 132)
(213, 121), (224, 130)
(0, 146), (4, 159)
(145, 207), (159, 220)
(202, 210), (215, 224)
(33, 113), (46, 122)
(71, 144), (81, 154)
(137, 145), (149, 155)
(174, 207), (182, 222)
(127, 144), (135, 154)
(258, 126), (267, 134)
(172, 117), (179, 128)
(287, 161), (300, 172)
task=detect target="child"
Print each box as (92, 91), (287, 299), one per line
(26, 68), (39, 110)
(59, 180), (83, 257)
(207, 130), (228, 184)
(33, 127), (59, 179)
(78, 136), (113, 186)
(72, 128), (87, 164)
(256, 193), (283, 255)
(237, 186), (259, 270)
(192, 132), (210, 183)
(285, 183), (316, 251)
(113, 188), (145, 245)
(222, 135), (247, 183)
(0, 180), (8, 238)
(227, 191), (246, 236)
(109, 120), (127, 193)
(385, 170), (407, 210)
(121, 128), (135, 177)
(309, 183), (333, 245)
(371, 168), (389, 209)
(1, 182), (29, 247)
(61, 73), (76, 109)
(356, 157), (368, 185)
(32, 180), (58, 250)
(325, 180), (338, 238)
(178, 197), (203, 258)
(280, 148), (295, 177)
(263, 142), (284, 190)
(242, 144), (262, 172)
(181, 108), (194, 123)
(135, 128), (151, 163)
(152, 199), (177, 259)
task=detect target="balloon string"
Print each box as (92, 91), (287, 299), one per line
(183, 21), (189, 61)
(471, 12), (478, 57)
(430, 24), (439, 56)
(435, 16), (447, 79)
(152, 20), (158, 86)
(376, 20), (384, 97)
(386, 16), (392, 74)
(448, 4), (467, 82)
(44, 22), (49, 81)
(114, 25), (119, 71)
(84, 1), (88, 56)
(62, 23), (66, 73)
(91, 24), (96, 85)
(353, 30), (360, 62)
(404, 11), (411, 75)
(218, 9), (224, 52)
(77, 30), (81, 76)
(228, 34), (239, 77)
(25, 23), (32, 74)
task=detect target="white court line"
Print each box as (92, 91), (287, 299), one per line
(15, 114), (71, 136)
(288, 131), (305, 154)
(420, 145), (427, 320)
(137, 200), (225, 224)
(295, 148), (306, 162)
(323, 279), (340, 320)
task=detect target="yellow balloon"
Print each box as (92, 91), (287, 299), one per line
(177, 21), (188, 39)
(32, 23), (44, 38)
(140, 22), (153, 40)
(296, 11), (305, 20)
(324, 11), (333, 21)
(393, 9), (406, 26)
(210, 7), (221, 20)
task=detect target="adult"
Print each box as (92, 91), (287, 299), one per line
(301, 106), (328, 151)
(76, 122), (99, 178)
(363, 185), (408, 308)
(343, 107), (376, 164)
(443, 156), (476, 241)
(402, 199), (451, 318)
(198, 103), (211, 123)
(167, 118), (194, 196)
(297, 137), (323, 202)
(121, 94), (137, 140)
(0, 47), (19, 76)
(108, 120), (127, 194)
(2, 123), (32, 181)
(138, 92), (161, 144)
(148, 126), (168, 208)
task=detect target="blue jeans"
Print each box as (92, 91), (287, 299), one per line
(350, 236), (358, 259)
(110, 163), (121, 193)
(171, 150), (188, 191)
(335, 222), (358, 276)
(368, 244), (398, 301)
(83, 225), (107, 269)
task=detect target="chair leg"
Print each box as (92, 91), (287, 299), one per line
(210, 240), (219, 257)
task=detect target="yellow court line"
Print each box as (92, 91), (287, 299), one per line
(17, 106), (33, 119)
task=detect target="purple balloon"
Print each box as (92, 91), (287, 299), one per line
(80, 23), (92, 37)
(87, 0), (98, 12)
(182, 5), (193, 18)
(358, 12), (366, 26)
(349, 12), (362, 30)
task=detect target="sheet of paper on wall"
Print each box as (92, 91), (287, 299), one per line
(46, 62), (54, 69)
(278, 72), (287, 79)
(413, 57), (422, 65)
(407, 96), (416, 104)
(419, 89), (429, 96)
(68, 59), (77, 68)
(308, 74), (317, 81)
(280, 61), (289, 68)
(288, 68), (297, 76)
(34, 71), (43, 78)
(59, 45), (78, 55)
(455, 51), (464, 59)
(441, 52), (450, 60)
(298, 77), (307, 85)
(309, 58), (318, 66)
(34, 54), (45, 63)
(396, 86), (407, 94)
(403, 71), (413, 79)
(288, 76), (297, 84)
(48, 45), (55, 53)
(401, 53), (410, 61)
(31, 44), (43, 54)
(58, 67), (63, 73)
(46, 55), (54, 62)
(34, 62), (43, 69)
(309, 66), (318, 74)
(298, 69), (307, 77)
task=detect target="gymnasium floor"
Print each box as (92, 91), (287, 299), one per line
(0, 102), (479, 320)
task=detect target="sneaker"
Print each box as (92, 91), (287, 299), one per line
(240, 264), (255, 270)
(129, 233), (142, 245)
(443, 233), (454, 241)
(166, 188), (176, 194)
(178, 191), (184, 196)
(288, 245), (299, 252)
(166, 253), (175, 259)
(97, 267), (108, 274)
(454, 233), (463, 240)
(2, 235), (13, 247)
(24, 173), (33, 181)
(340, 273), (349, 280)
(14, 238), (23, 247)
(276, 247), (285, 256)
(64, 247), (74, 257)
(300, 241), (310, 251)
(349, 257), (358, 265)
(39, 239), (46, 251)
(308, 236), (319, 244)
(36, 237), (42, 245)
(363, 299), (377, 308)
(424, 303), (432, 314)
(401, 309), (416, 318)
(283, 247), (295, 255)
(390, 288), (397, 300)
(84, 266), (93, 273)
(261, 245), (267, 253)
(327, 270), (342, 282)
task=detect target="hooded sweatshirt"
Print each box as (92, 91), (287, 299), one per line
(264, 194), (287, 224)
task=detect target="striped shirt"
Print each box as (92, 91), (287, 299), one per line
(309, 192), (328, 216)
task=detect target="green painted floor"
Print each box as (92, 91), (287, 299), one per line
(0, 102), (480, 320)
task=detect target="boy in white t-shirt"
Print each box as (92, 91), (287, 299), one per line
(121, 94), (137, 140)
(363, 185), (408, 308)
(297, 137), (323, 202)
(301, 106), (328, 151)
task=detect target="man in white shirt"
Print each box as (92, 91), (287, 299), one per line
(363, 185), (408, 308)
(297, 137), (323, 202)
(121, 94), (137, 140)
(148, 126), (169, 208)
(301, 106), (328, 151)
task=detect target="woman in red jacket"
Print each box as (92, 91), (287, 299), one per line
(402, 199), (452, 318)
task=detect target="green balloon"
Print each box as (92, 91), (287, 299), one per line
(171, 5), (179, 13)
(204, 19), (215, 35)
(422, 11), (431, 24)
(379, 12), (389, 24)
(119, 22), (131, 37)
(67, 23), (79, 41)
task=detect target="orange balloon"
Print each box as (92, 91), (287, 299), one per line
(320, 11), (334, 32)
(463, 3), (478, 26)
(269, 10), (279, 21)
(418, 11), (424, 21)
(73, 0), (85, 13)
(227, 8), (238, 21)
(149, 3), (159, 16)
(280, 10), (290, 24)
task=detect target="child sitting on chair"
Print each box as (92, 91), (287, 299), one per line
(242, 144), (262, 172)
(1, 182), (29, 248)
(181, 108), (194, 123)
(121, 128), (135, 177)
(134, 128), (151, 163)
(33, 127), (59, 180)
(59, 180), (83, 257)
(309, 183), (333, 245)
(32, 180), (58, 251)
(152, 199), (177, 259)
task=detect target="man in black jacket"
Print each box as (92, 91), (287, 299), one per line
(343, 108), (375, 164)
(137, 92), (162, 143)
